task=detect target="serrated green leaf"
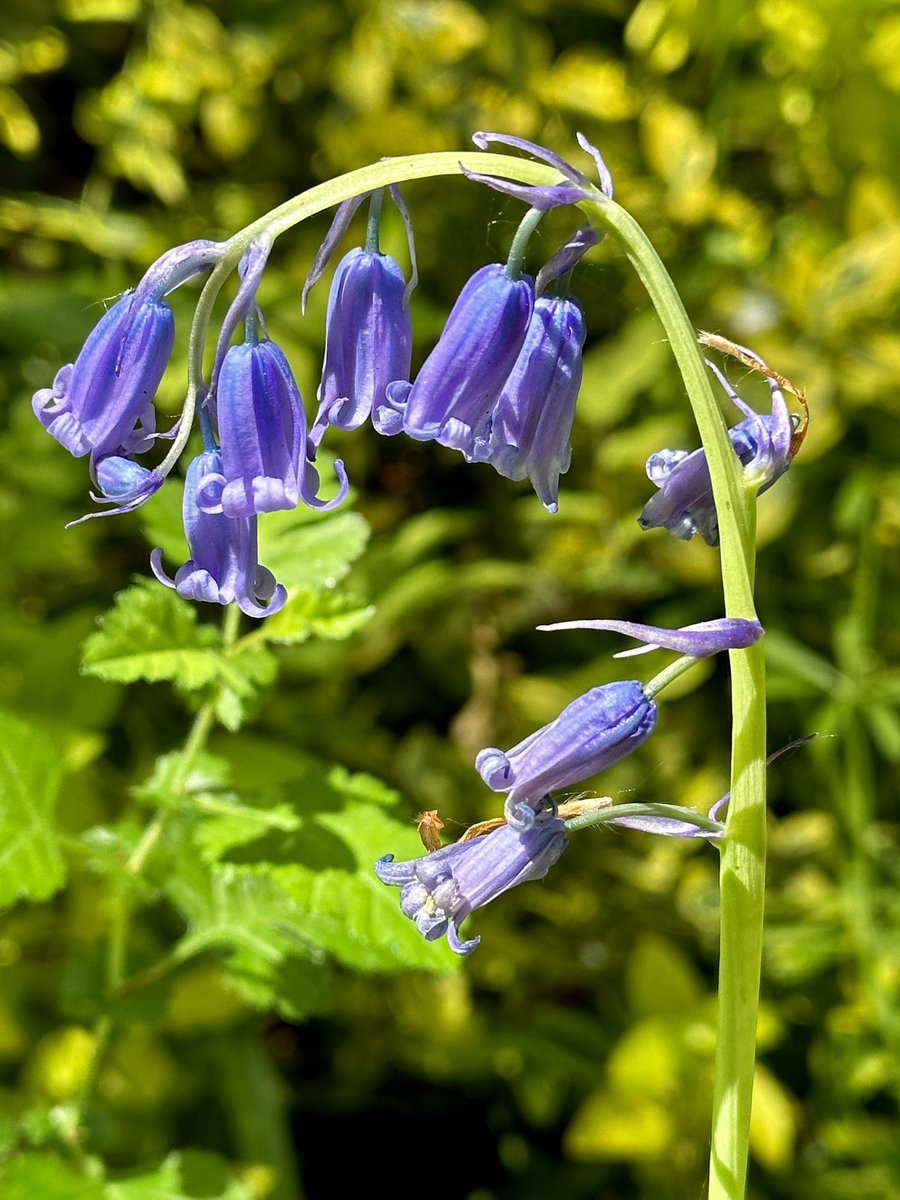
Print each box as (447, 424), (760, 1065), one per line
(257, 509), (370, 593)
(190, 765), (459, 974)
(156, 836), (332, 1020)
(0, 710), (66, 906)
(82, 585), (278, 719)
(262, 589), (374, 645)
(208, 645), (278, 732)
(136, 752), (233, 806)
(81, 581), (221, 688)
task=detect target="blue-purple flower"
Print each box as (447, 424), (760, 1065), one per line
(472, 293), (586, 512)
(377, 263), (535, 456)
(33, 240), (222, 468)
(207, 337), (348, 518)
(464, 131), (614, 209)
(639, 360), (796, 547)
(477, 680), (658, 832)
(376, 813), (567, 955)
(537, 616), (764, 658)
(151, 449), (286, 618)
(310, 247), (413, 446)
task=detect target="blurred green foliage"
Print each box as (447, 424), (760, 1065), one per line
(1, 0), (899, 1197)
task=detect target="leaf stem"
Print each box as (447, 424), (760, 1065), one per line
(72, 607), (240, 1150)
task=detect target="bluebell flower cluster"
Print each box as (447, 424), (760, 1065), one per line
(377, 617), (764, 952)
(35, 135), (616, 613)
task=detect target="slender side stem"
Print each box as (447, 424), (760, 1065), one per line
(73, 606), (241, 1144)
(580, 196), (767, 1200)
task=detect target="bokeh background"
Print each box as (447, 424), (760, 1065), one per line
(1, 1), (899, 1197)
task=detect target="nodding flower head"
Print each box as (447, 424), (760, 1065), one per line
(639, 357), (798, 547)
(32, 240), (223, 468)
(150, 448), (287, 619)
(375, 813), (568, 956)
(471, 292), (587, 512)
(209, 337), (349, 518)
(477, 679), (658, 832)
(376, 262), (535, 458)
(310, 247), (413, 446)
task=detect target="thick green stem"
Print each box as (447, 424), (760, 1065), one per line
(578, 196), (767, 1200)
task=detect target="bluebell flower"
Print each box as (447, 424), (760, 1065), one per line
(377, 263), (535, 457)
(375, 813), (567, 955)
(33, 239), (223, 468)
(639, 360), (796, 547)
(65, 456), (165, 527)
(472, 293), (586, 512)
(309, 247), (413, 446)
(536, 616), (764, 658)
(477, 680), (658, 832)
(207, 336), (348, 518)
(150, 449), (287, 619)
(464, 131), (614, 208)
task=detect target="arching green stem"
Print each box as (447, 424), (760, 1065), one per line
(157, 147), (765, 1200)
(577, 194), (766, 1200)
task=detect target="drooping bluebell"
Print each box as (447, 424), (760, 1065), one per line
(639, 360), (797, 547)
(33, 240), (223, 469)
(151, 448), (287, 619)
(310, 246), (413, 445)
(472, 293), (587, 512)
(375, 812), (567, 955)
(377, 262), (536, 457)
(209, 335), (348, 518)
(477, 679), (658, 832)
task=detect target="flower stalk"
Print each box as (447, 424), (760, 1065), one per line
(575, 192), (765, 1200)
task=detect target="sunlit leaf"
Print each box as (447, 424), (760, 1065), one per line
(0, 710), (65, 906)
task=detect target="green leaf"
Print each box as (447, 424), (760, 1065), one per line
(156, 835), (332, 1021)
(261, 589), (374, 646)
(0, 1153), (106, 1200)
(257, 509), (370, 594)
(106, 1149), (256, 1199)
(81, 581), (221, 688)
(81, 584), (278, 723)
(0, 710), (66, 906)
(192, 765), (460, 974)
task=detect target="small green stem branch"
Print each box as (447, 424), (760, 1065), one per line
(579, 197), (767, 1200)
(74, 607), (241, 1145)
